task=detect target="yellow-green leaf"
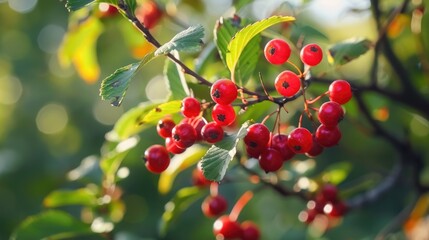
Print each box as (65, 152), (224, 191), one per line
(226, 15), (295, 78)
(139, 100), (182, 124)
(44, 188), (98, 208)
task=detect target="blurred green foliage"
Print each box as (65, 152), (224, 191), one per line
(1, 0), (429, 239)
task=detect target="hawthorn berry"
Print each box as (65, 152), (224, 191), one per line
(324, 201), (347, 217)
(213, 215), (243, 239)
(201, 122), (224, 143)
(202, 195), (228, 217)
(259, 148), (284, 172)
(210, 79), (238, 105)
(171, 123), (197, 149)
(305, 137), (324, 157)
(98, 3), (118, 18)
(300, 43), (323, 66)
(135, 0), (163, 29)
(274, 70), (301, 97)
(212, 104), (236, 126)
(181, 97), (201, 118)
(270, 134), (295, 161)
(182, 117), (207, 141)
(144, 145), (170, 173)
(320, 184), (339, 202)
(192, 163), (211, 187)
(244, 123), (270, 152)
(315, 125), (342, 147)
(241, 221), (261, 240)
(245, 145), (262, 159)
(318, 101), (344, 127)
(298, 209), (317, 224)
(157, 118), (175, 138)
(329, 80), (353, 105)
(264, 39), (291, 65)
(287, 127), (313, 154)
(165, 137), (186, 154)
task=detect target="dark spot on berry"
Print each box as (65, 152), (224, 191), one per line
(282, 81), (290, 89)
(209, 132), (219, 140)
(217, 114), (226, 122)
(249, 141), (258, 148)
(269, 47), (276, 56)
(173, 134), (180, 141)
(293, 145), (302, 151)
(158, 123), (164, 129)
(212, 89), (220, 99)
(310, 46), (319, 53)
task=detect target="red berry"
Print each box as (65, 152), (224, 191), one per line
(181, 117), (207, 141)
(213, 215), (243, 239)
(298, 209), (317, 224)
(202, 195), (228, 217)
(320, 184), (338, 202)
(201, 122), (224, 143)
(315, 125), (341, 147)
(274, 70), (301, 97)
(244, 123), (270, 152)
(324, 201), (347, 217)
(171, 123), (197, 149)
(192, 163), (212, 187)
(305, 137), (324, 157)
(212, 104), (236, 126)
(181, 97), (201, 118)
(329, 80), (352, 105)
(318, 101), (344, 127)
(246, 145), (262, 159)
(287, 127), (313, 154)
(165, 137), (186, 154)
(157, 118), (175, 138)
(264, 39), (291, 65)
(241, 221), (260, 240)
(144, 145), (170, 173)
(259, 148), (284, 172)
(136, 1), (162, 29)
(98, 3), (118, 17)
(300, 43), (323, 66)
(270, 134), (295, 161)
(210, 79), (238, 105)
(307, 199), (326, 214)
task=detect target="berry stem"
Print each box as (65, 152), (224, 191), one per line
(286, 60), (303, 77)
(229, 191), (253, 222)
(210, 182), (219, 196)
(306, 91), (329, 105)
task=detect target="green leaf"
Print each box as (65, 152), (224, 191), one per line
(44, 188), (98, 208)
(201, 121), (250, 181)
(138, 100), (182, 124)
(10, 210), (92, 240)
(164, 56), (190, 100)
(65, 0), (94, 11)
(328, 38), (373, 65)
(226, 15), (295, 78)
(159, 187), (206, 236)
(155, 25), (205, 56)
(232, 0), (253, 11)
(158, 145), (208, 194)
(99, 52), (156, 107)
(101, 136), (140, 185)
(321, 162), (352, 185)
(214, 16), (260, 85)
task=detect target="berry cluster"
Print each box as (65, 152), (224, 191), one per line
(143, 78), (239, 173)
(298, 184), (347, 224)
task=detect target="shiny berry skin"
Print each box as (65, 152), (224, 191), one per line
(201, 122), (224, 143)
(264, 39), (291, 65)
(246, 145), (262, 158)
(210, 79), (238, 105)
(324, 201), (347, 217)
(213, 215), (243, 239)
(241, 221), (261, 240)
(244, 123), (270, 152)
(305, 137), (324, 157)
(259, 148), (283, 172)
(202, 195), (228, 217)
(98, 3), (119, 17)
(192, 164), (212, 187)
(144, 145), (170, 173)
(212, 104), (236, 126)
(315, 125), (341, 147)
(287, 127), (313, 154)
(318, 101), (344, 127)
(182, 117), (207, 141)
(136, 1), (163, 29)
(165, 137), (186, 154)
(300, 43), (323, 66)
(181, 97), (201, 118)
(274, 70), (301, 97)
(270, 134), (295, 161)
(157, 118), (175, 138)
(329, 80), (352, 105)
(171, 123), (197, 149)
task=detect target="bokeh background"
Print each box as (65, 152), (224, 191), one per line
(1, 0), (429, 239)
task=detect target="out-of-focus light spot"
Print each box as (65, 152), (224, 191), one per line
(0, 76), (22, 105)
(98, 2), (110, 11)
(37, 24), (65, 54)
(67, 155), (99, 181)
(411, 8), (423, 34)
(93, 100), (123, 125)
(373, 106), (389, 121)
(8, 0), (37, 13)
(36, 103), (68, 134)
(145, 75), (169, 102)
(410, 114), (429, 137)
(291, 159), (316, 174)
(117, 167), (130, 179)
(91, 217), (114, 233)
